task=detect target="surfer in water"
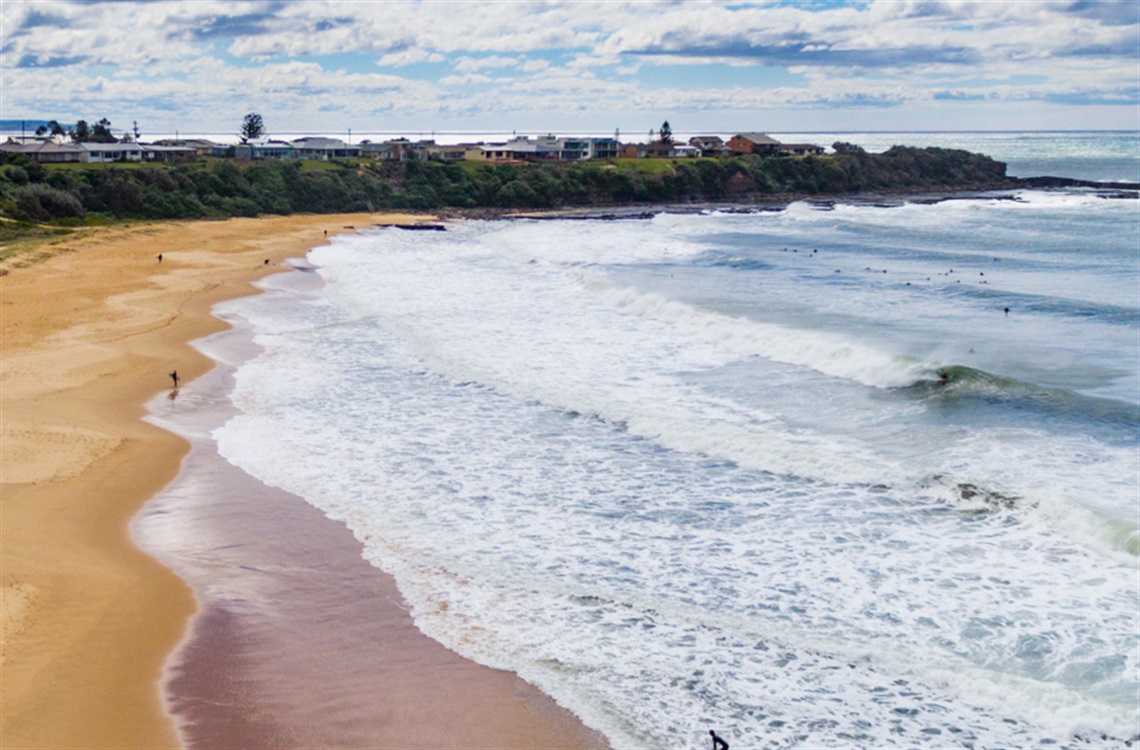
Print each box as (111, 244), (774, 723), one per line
(709, 730), (729, 750)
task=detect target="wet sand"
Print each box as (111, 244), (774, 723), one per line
(1, 215), (605, 748)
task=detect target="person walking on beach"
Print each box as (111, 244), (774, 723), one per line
(169, 369), (180, 388)
(710, 729), (729, 750)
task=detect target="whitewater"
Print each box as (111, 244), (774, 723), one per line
(207, 178), (1139, 748)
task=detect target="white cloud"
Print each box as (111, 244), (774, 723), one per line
(438, 73), (496, 86)
(453, 55), (521, 73)
(1, 0), (1135, 133)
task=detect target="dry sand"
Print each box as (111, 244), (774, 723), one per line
(1, 215), (606, 748)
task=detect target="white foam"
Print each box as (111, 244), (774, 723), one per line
(212, 211), (1139, 748)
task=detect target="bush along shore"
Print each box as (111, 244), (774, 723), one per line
(1, 143), (1134, 231)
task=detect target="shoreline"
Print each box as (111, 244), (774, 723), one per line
(136, 309), (605, 746)
(2, 213), (603, 747)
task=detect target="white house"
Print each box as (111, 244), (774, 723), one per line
(80, 142), (143, 163)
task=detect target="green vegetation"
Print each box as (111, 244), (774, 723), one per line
(240, 112), (266, 143)
(0, 145), (1012, 226)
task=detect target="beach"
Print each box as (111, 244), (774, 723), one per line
(0, 215), (606, 748)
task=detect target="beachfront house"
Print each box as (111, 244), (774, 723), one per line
(378, 139), (432, 160)
(0, 138), (85, 163)
(474, 135), (622, 163)
(689, 136), (730, 157)
(234, 139), (295, 160)
(727, 133), (783, 156)
(477, 135), (559, 163)
(779, 143), (826, 157)
(290, 137), (361, 160)
(140, 144), (198, 163)
(588, 138), (621, 159)
(424, 143), (469, 161)
(358, 141), (399, 160)
(153, 138), (229, 158)
(80, 142), (144, 163)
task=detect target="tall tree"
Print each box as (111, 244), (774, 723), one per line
(90, 118), (116, 143)
(240, 112), (266, 143)
(35, 120), (66, 137)
(72, 119), (90, 142)
(659, 120), (673, 145)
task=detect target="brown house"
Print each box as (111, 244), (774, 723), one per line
(727, 133), (782, 156)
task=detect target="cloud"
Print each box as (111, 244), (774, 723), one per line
(13, 53), (88, 68)
(438, 73), (495, 86)
(376, 47), (446, 67)
(629, 40), (980, 69)
(183, 9), (282, 41)
(1065, 0), (1140, 27)
(1, 0), (1136, 133)
(454, 55), (520, 73)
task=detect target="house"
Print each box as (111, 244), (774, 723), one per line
(0, 138), (85, 163)
(377, 138), (434, 161)
(779, 143), (825, 157)
(559, 138), (590, 161)
(672, 144), (700, 158)
(477, 142), (518, 162)
(234, 139), (295, 160)
(290, 136), (361, 160)
(587, 138), (621, 160)
(469, 135), (620, 162)
(643, 141), (677, 158)
(689, 136), (729, 157)
(423, 143), (469, 161)
(727, 133), (782, 156)
(140, 144), (198, 163)
(80, 142), (144, 163)
(5, 134), (69, 146)
(153, 138), (228, 158)
(478, 135), (560, 162)
(358, 141), (399, 160)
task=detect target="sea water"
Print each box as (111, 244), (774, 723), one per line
(772, 131), (1140, 184)
(212, 156), (1139, 747)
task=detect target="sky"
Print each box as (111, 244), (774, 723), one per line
(2, 0), (1138, 141)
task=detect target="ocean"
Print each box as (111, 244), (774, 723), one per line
(204, 134), (1137, 748)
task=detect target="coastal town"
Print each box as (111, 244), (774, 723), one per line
(2, 126), (825, 165)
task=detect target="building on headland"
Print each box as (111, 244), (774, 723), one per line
(234, 139), (295, 160)
(1, 138), (85, 163)
(476, 135), (622, 163)
(78, 142), (144, 163)
(290, 136), (361, 160)
(1, 128), (827, 165)
(2, 137), (194, 163)
(727, 133), (783, 156)
(726, 134), (825, 158)
(139, 144), (198, 163)
(779, 143), (825, 157)
(153, 138), (229, 158)
(588, 138), (621, 159)
(689, 136), (730, 157)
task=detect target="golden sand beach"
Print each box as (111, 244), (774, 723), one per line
(0, 215), (605, 748)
